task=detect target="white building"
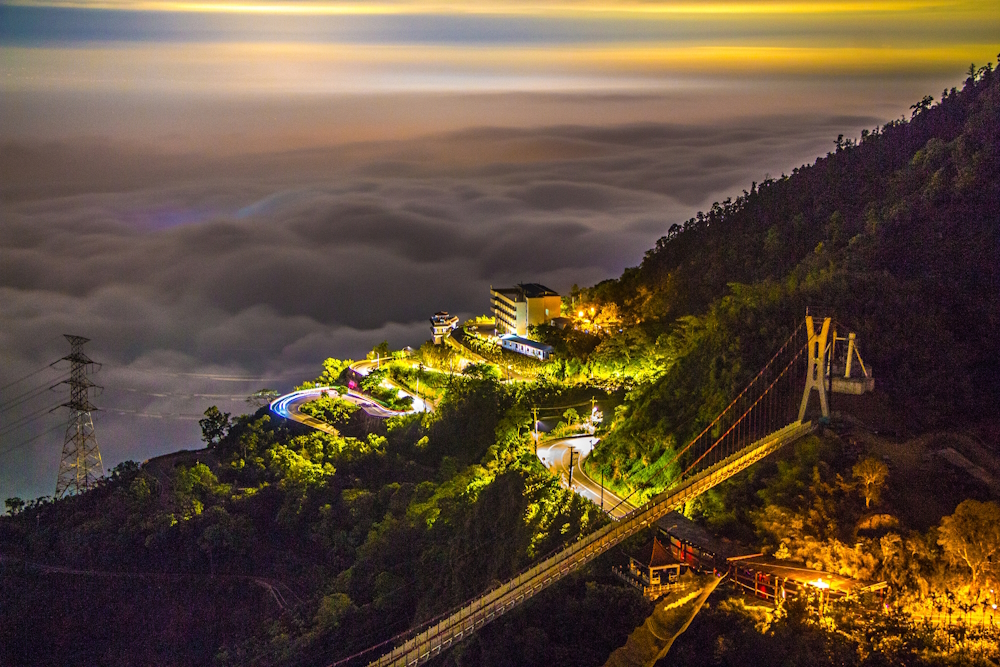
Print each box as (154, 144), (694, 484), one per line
(499, 334), (554, 361)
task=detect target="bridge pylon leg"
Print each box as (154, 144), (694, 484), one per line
(798, 316), (831, 422)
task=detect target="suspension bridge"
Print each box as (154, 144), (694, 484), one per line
(300, 315), (862, 667)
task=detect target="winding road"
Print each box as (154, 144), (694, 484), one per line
(537, 435), (634, 519)
(270, 359), (430, 435)
(270, 363), (623, 519)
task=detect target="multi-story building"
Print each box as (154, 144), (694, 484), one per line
(430, 311), (459, 344)
(490, 283), (561, 336)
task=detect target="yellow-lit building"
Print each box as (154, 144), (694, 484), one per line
(490, 283), (561, 336)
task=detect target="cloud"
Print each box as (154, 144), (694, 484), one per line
(0, 112), (894, 499)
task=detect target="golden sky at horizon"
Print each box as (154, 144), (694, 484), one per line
(0, 0), (989, 14)
(2, 0), (997, 147)
(3, 0), (996, 86)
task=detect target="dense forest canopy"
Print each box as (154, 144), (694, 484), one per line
(1, 63), (998, 667)
(562, 63), (999, 497)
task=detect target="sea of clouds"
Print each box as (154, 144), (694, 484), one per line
(0, 113), (878, 499)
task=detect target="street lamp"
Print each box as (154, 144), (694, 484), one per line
(415, 364), (422, 406)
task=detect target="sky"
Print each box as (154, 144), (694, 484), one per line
(1, 0), (997, 501)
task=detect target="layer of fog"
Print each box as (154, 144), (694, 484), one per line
(0, 112), (884, 499)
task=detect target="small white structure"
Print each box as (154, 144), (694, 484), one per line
(430, 311), (459, 345)
(499, 334), (554, 361)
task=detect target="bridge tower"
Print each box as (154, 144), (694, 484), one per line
(798, 316), (831, 422)
(55, 335), (105, 498)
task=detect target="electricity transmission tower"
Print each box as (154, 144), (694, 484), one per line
(55, 335), (104, 498)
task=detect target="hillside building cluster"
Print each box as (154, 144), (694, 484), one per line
(430, 283), (562, 360)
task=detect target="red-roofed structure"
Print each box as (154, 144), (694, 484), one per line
(614, 536), (687, 599)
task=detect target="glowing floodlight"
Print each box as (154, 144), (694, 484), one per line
(810, 578), (831, 590)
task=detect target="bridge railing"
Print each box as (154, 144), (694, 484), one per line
(364, 419), (814, 667)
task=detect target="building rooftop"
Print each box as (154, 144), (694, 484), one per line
(491, 283), (559, 301)
(518, 283), (559, 299)
(632, 536), (681, 570)
(656, 511), (752, 560)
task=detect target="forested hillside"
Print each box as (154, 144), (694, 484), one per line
(1, 371), (613, 665)
(581, 62), (998, 494)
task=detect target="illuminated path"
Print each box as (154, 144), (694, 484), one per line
(270, 386), (416, 436)
(538, 436), (635, 519)
(270, 359), (434, 433)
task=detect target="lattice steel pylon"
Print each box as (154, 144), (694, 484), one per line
(55, 335), (105, 498)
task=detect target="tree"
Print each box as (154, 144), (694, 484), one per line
(320, 357), (351, 385)
(173, 462), (221, 518)
(4, 497), (25, 516)
(359, 367), (388, 394)
(299, 395), (359, 427)
(593, 303), (622, 331)
(198, 506), (253, 577)
(852, 457), (888, 508)
(562, 408), (580, 425)
(462, 363), (500, 381)
(199, 406), (231, 448)
(938, 499), (1000, 591)
(315, 593), (356, 631)
(371, 341), (391, 360)
(910, 95), (934, 118)
(246, 388), (279, 409)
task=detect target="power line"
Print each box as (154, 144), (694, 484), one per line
(0, 401), (61, 437)
(0, 362), (58, 394)
(0, 372), (67, 407)
(0, 375), (68, 415)
(0, 421), (67, 459)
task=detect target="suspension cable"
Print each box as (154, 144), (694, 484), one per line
(607, 321), (807, 513)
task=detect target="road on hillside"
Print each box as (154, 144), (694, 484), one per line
(537, 435), (635, 520)
(271, 358), (447, 433)
(269, 386), (411, 435)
